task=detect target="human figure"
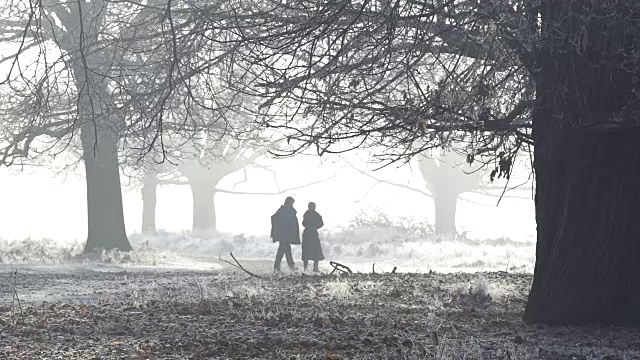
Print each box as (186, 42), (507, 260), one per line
(271, 196), (300, 272)
(302, 202), (325, 272)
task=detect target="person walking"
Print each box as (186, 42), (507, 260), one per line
(271, 196), (300, 272)
(301, 202), (325, 272)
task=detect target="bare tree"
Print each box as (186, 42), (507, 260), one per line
(140, 165), (163, 235)
(0, 0), (236, 251)
(417, 151), (485, 236)
(189, 0), (640, 325)
(345, 151), (502, 236)
(195, 0), (534, 162)
(135, 139), (334, 236)
(174, 135), (267, 236)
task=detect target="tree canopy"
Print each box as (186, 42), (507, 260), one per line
(0, 0), (245, 165)
(188, 0), (537, 165)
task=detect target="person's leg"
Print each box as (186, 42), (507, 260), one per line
(284, 243), (296, 270)
(303, 260), (309, 271)
(274, 242), (285, 271)
(313, 260), (320, 272)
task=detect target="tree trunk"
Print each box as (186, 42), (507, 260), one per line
(524, 1), (640, 325)
(419, 154), (481, 238)
(190, 181), (217, 237)
(141, 169), (158, 234)
(63, 4), (130, 253)
(82, 127), (132, 253)
(433, 188), (459, 237)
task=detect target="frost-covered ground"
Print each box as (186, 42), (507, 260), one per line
(127, 223), (536, 275)
(0, 220), (536, 304)
(2, 268), (640, 359)
(1, 230), (639, 359)
(0, 216), (537, 274)
(0, 225), (535, 305)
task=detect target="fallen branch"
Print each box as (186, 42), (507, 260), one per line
(219, 252), (262, 279)
(329, 261), (353, 275)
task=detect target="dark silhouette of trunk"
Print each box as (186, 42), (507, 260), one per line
(141, 170), (158, 234)
(434, 188), (460, 236)
(524, 2), (640, 325)
(82, 127), (132, 253)
(190, 181), (217, 236)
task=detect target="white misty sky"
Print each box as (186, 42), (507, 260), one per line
(0, 150), (536, 244)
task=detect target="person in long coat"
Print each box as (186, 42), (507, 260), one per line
(301, 202), (325, 272)
(271, 196), (300, 272)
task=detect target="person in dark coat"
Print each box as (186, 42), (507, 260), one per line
(271, 196), (300, 272)
(302, 202), (325, 272)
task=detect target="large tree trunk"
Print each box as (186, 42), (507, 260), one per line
(141, 169), (158, 234)
(190, 181), (217, 237)
(524, 1), (640, 325)
(82, 127), (132, 252)
(63, 1), (131, 253)
(433, 188), (459, 237)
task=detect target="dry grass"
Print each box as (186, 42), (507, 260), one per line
(0, 267), (639, 359)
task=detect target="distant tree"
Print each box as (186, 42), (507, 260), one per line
(175, 136), (265, 236)
(134, 135), (328, 236)
(139, 165), (165, 235)
(417, 152), (484, 236)
(345, 151), (505, 236)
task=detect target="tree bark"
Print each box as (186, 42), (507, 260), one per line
(61, 0), (131, 253)
(82, 127), (132, 253)
(190, 181), (217, 237)
(524, 1), (640, 325)
(141, 169), (158, 234)
(433, 188), (460, 237)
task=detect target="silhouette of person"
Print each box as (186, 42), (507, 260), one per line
(302, 201), (325, 272)
(270, 196), (300, 272)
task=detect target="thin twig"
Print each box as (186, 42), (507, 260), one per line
(218, 252), (262, 279)
(329, 261), (353, 275)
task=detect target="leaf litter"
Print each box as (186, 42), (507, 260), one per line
(0, 267), (638, 359)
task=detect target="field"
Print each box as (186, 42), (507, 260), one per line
(1, 258), (639, 359)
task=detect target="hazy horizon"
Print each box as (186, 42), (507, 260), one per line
(0, 150), (536, 244)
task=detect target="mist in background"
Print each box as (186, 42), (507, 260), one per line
(0, 150), (535, 244)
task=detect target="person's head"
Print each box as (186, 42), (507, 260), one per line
(308, 202), (316, 211)
(284, 196), (295, 207)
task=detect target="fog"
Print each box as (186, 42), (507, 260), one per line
(0, 149), (535, 244)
